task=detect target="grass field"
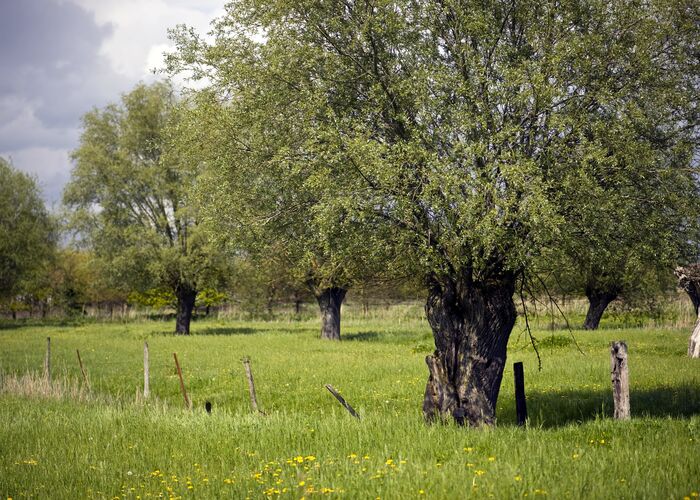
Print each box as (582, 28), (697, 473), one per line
(1, 304), (700, 499)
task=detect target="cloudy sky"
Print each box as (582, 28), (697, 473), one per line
(0, 0), (225, 208)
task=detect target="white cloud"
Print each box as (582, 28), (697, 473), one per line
(0, 0), (226, 206)
(70, 0), (224, 80)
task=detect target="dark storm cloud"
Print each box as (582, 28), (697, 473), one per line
(0, 0), (130, 132)
(0, 0), (132, 205)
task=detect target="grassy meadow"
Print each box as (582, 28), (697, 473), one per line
(1, 301), (700, 499)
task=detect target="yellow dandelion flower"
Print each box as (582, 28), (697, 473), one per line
(514, 475), (522, 481)
(298, 481), (305, 487)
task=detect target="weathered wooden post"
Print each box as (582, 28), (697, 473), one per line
(44, 337), (51, 384)
(143, 342), (150, 399)
(173, 353), (191, 410)
(242, 357), (263, 414)
(610, 341), (630, 420)
(76, 349), (89, 389)
(513, 361), (527, 426)
(325, 384), (360, 419)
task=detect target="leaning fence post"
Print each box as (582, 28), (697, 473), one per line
(76, 349), (89, 389)
(44, 337), (51, 384)
(143, 342), (150, 399)
(610, 341), (630, 420)
(513, 361), (527, 426)
(325, 384), (360, 419)
(173, 352), (191, 410)
(242, 357), (263, 414)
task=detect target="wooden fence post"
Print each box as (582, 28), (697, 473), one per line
(173, 353), (191, 410)
(513, 361), (527, 426)
(44, 337), (51, 384)
(325, 384), (360, 419)
(610, 341), (630, 420)
(76, 349), (89, 389)
(143, 342), (150, 399)
(242, 357), (263, 414)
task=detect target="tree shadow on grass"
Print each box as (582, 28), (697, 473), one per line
(194, 326), (260, 336)
(0, 322), (27, 331)
(502, 384), (700, 428)
(344, 331), (381, 342)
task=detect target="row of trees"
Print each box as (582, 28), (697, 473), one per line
(3, 0), (698, 426)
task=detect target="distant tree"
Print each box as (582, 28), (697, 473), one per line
(170, 0), (699, 425)
(177, 92), (395, 340)
(0, 157), (56, 313)
(64, 82), (228, 334)
(539, 134), (698, 330)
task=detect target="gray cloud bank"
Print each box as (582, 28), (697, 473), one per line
(0, 0), (221, 207)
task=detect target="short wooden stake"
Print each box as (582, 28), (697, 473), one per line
(610, 341), (630, 420)
(513, 361), (527, 426)
(325, 384), (360, 419)
(173, 353), (191, 410)
(44, 337), (51, 384)
(76, 349), (89, 389)
(242, 357), (263, 414)
(143, 342), (150, 399)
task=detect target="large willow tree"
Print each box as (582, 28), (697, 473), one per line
(170, 0), (699, 424)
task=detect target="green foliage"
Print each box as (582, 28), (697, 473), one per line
(0, 157), (56, 303)
(128, 288), (176, 310)
(64, 82), (230, 304)
(168, 0), (700, 290)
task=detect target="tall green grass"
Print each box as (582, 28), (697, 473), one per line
(1, 311), (699, 498)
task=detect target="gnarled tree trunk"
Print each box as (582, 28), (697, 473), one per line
(583, 287), (618, 330)
(175, 283), (197, 335)
(315, 287), (347, 341)
(422, 274), (517, 427)
(675, 265), (700, 358)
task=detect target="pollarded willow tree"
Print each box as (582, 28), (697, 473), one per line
(541, 125), (698, 330)
(170, 0), (700, 424)
(64, 82), (228, 335)
(171, 84), (396, 341)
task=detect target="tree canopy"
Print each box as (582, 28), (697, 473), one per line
(0, 157), (56, 305)
(64, 81), (228, 334)
(168, 0), (699, 424)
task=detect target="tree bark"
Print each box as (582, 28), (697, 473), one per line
(422, 274), (517, 427)
(583, 288), (617, 330)
(316, 287), (347, 341)
(688, 309), (700, 358)
(174, 283), (197, 335)
(676, 265), (700, 315)
(675, 266), (700, 358)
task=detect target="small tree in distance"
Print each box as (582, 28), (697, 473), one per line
(64, 81), (228, 335)
(0, 157), (56, 313)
